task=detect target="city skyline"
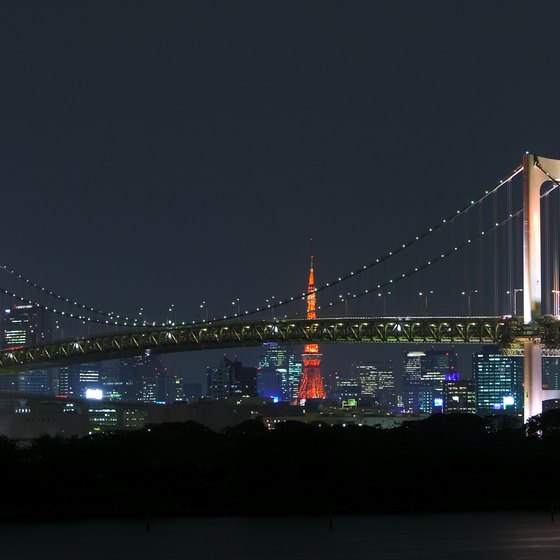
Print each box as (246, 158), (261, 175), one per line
(0, 2), (560, 411)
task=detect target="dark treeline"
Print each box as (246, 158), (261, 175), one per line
(3, 412), (560, 519)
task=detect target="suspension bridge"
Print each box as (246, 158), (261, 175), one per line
(1, 152), (560, 421)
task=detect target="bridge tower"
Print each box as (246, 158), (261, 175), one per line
(523, 153), (560, 421)
(297, 256), (326, 402)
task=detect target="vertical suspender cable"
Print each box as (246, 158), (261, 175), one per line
(493, 189), (499, 315)
(507, 179), (513, 313)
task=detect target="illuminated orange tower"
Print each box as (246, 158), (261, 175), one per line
(297, 256), (326, 401)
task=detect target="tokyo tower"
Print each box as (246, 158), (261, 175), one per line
(297, 256), (326, 401)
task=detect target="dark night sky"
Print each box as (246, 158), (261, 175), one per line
(2, 1), (560, 382)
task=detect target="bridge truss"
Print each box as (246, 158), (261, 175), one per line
(0, 316), (535, 374)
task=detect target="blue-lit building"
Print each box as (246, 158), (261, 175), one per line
(258, 343), (301, 402)
(402, 385), (437, 414)
(256, 367), (282, 402)
(473, 346), (523, 415)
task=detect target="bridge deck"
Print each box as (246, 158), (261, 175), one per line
(0, 316), (527, 373)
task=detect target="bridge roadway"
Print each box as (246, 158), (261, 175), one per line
(0, 315), (551, 373)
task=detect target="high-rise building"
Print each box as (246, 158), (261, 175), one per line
(184, 382), (203, 403)
(443, 378), (476, 414)
(227, 358), (257, 398)
(473, 346), (523, 415)
(323, 370), (341, 401)
(297, 257), (326, 402)
(207, 357), (258, 400)
(543, 358), (560, 391)
(258, 343), (301, 402)
(285, 359), (303, 402)
(164, 374), (185, 402)
(3, 304), (49, 347)
(402, 349), (457, 413)
(2, 304), (51, 393)
(335, 371), (361, 405)
(403, 351), (425, 386)
(18, 370), (51, 395)
(207, 357), (231, 399)
(402, 385), (436, 414)
(256, 367), (282, 401)
(101, 363), (135, 401)
(118, 350), (168, 403)
(352, 361), (397, 409)
(58, 363), (101, 398)
(420, 350), (458, 393)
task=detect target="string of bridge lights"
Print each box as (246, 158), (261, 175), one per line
(317, 208), (525, 313)
(315, 168), (560, 314)
(0, 265), (128, 321)
(0, 165), (524, 328)
(8, 201), (523, 329)
(0, 286), (159, 328)
(195, 164), (524, 323)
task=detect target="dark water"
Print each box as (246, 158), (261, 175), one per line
(3, 512), (560, 559)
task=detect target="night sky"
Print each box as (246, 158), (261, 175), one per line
(2, 1), (560, 382)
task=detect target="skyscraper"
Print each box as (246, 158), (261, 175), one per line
(403, 351), (425, 386)
(207, 356), (231, 399)
(443, 378), (476, 414)
(2, 304), (51, 393)
(58, 363), (101, 397)
(120, 350), (168, 403)
(419, 350), (458, 394)
(297, 256), (326, 402)
(259, 343), (301, 402)
(402, 349), (457, 413)
(473, 346), (523, 415)
(352, 360), (397, 409)
(226, 357), (257, 398)
(3, 304), (48, 348)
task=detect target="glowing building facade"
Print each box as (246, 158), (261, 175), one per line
(297, 257), (326, 401)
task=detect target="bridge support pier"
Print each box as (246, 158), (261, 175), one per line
(524, 341), (542, 423)
(523, 153), (560, 422)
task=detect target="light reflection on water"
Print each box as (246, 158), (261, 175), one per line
(2, 512), (560, 559)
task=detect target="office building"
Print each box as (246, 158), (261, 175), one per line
(443, 378), (476, 414)
(402, 349), (458, 413)
(120, 350), (167, 403)
(207, 357), (231, 399)
(101, 363), (134, 401)
(184, 382), (203, 403)
(473, 346), (523, 415)
(226, 357), (257, 398)
(259, 343), (301, 402)
(2, 304), (51, 393)
(543, 358), (560, 391)
(256, 367), (282, 401)
(352, 361), (397, 409)
(58, 363), (101, 398)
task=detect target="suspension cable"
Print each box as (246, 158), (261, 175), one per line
(0, 165), (525, 327)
